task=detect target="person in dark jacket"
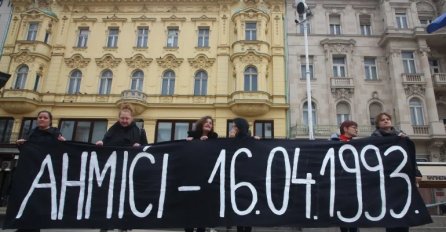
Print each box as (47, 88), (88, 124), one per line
(96, 105), (146, 232)
(330, 120), (359, 232)
(17, 110), (65, 145)
(96, 104), (147, 147)
(186, 115), (218, 141)
(371, 113), (419, 232)
(229, 118), (252, 232)
(16, 110), (65, 232)
(184, 116), (218, 232)
(371, 112), (406, 137)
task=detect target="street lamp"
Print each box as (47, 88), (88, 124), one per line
(295, 0), (314, 140)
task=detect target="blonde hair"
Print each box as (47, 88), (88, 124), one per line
(119, 104), (134, 116)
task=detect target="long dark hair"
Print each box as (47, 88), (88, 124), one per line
(193, 116), (214, 136)
(233, 117), (249, 138)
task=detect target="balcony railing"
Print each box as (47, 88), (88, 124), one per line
(433, 73), (446, 86)
(401, 73), (426, 83)
(330, 77), (354, 88)
(121, 90), (148, 101)
(290, 125), (375, 138)
(413, 125), (430, 135)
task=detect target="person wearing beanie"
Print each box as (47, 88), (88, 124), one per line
(229, 117), (253, 232)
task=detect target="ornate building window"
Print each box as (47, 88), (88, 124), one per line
(364, 57), (377, 80)
(14, 65), (29, 89)
(60, 119), (108, 143)
(395, 9), (408, 29)
(245, 22), (257, 40)
(77, 28), (89, 48)
(162, 70), (175, 96)
(131, 70), (144, 91)
(155, 120), (194, 142)
(254, 120), (274, 139)
(336, 101), (351, 125)
(68, 69), (82, 94)
(167, 28), (179, 48)
(332, 56), (346, 77)
(369, 102), (383, 126)
(410, 98), (425, 125)
(136, 27), (149, 48)
(99, 70), (113, 95)
(197, 27), (209, 48)
(107, 28), (119, 48)
(303, 101), (317, 126)
(300, 55), (314, 80)
(244, 66), (258, 91)
(329, 14), (341, 35)
(429, 59), (440, 74)
(359, 15), (372, 35)
(402, 51), (416, 74)
(194, 70), (208, 96)
(0, 118), (14, 144)
(27, 22), (39, 41)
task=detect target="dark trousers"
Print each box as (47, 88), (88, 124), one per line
(237, 226), (252, 232)
(386, 228), (409, 232)
(185, 228), (205, 232)
(340, 227), (358, 232)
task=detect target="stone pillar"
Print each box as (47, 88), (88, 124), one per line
(428, 140), (444, 162)
(417, 40), (445, 135)
(386, 48), (413, 134)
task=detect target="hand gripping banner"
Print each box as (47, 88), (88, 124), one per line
(4, 137), (432, 229)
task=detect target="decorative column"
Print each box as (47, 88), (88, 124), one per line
(417, 40), (445, 135)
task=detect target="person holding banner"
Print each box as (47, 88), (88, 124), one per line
(229, 117), (253, 232)
(16, 110), (65, 145)
(330, 120), (359, 232)
(371, 113), (419, 232)
(96, 104), (147, 147)
(186, 115), (218, 141)
(184, 115), (218, 232)
(15, 110), (65, 232)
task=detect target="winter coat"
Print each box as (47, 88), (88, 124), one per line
(187, 130), (218, 140)
(371, 127), (405, 137)
(102, 121), (148, 146)
(24, 127), (61, 144)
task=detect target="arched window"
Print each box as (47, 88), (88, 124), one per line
(244, 66), (258, 91)
(369, 102), (383, 125)
(410, 98), (424, 125)
(194, 70), (208, 96)
(303, 101), (317, 126)
(15, 65), (29, 89)
(336, 102), (351, 125)
(162, 70), (175, 96)
(99, 70), (113, 95)
(68, 69), (82, 94)
(131, 70), (144, 91)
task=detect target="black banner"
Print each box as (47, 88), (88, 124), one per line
(5, 137), (432, 229)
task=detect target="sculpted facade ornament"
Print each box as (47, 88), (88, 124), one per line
(188, 54), (215, 69)
(65, 54), (91, 69)
(321, 39), (356, 55)
(240, 52), (262, 64)
(404, 84), (425, 96)
(125, 54), (153, 69)
(332, 88), (354, 99)
(156, 54), (183, 69)
(12, 51), (35, 63)
(95, 54), (122, 69)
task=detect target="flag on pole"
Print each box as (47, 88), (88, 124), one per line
(427, 12), (446, 33)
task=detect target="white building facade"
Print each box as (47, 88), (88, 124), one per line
(286, 0), (446, 205)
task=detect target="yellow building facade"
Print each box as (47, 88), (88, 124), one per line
(0, 0), (287, 144)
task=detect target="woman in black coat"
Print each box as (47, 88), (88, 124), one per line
(372, 113), (420, 232)
(96, 104), (147, 147)
(184, 116), (218, 232)
(16, 110), (65, 232)
(17, 110), (65, 145)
